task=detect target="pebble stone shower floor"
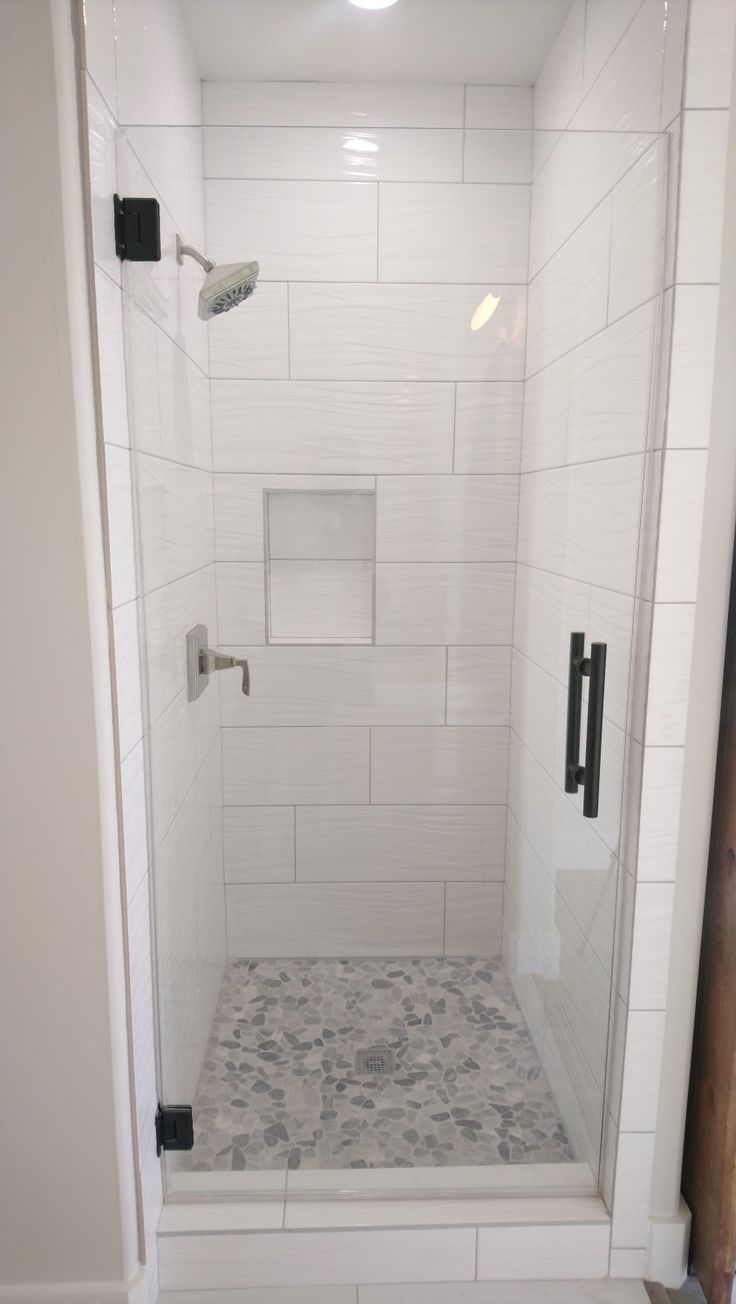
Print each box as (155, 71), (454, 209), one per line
(181, 956), (575, 1172)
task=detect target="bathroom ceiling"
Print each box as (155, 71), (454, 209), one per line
(178, 0), (574, 84)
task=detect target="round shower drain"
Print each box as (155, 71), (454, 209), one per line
(355, 1044), (396, 1076)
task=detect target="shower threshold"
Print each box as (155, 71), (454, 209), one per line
(168, 955), (594, 1203)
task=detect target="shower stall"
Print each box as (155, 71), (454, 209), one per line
(115, 104), (669, 1202)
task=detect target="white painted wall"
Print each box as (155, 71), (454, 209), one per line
(0, 0), (138, 1294)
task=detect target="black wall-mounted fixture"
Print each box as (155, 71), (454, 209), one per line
(565, 631), (607, 819)
(155, 1103), (193, 1156)
(114, 194), (161, 262)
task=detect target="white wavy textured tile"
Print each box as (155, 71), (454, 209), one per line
(526, 203), (610, 377)
(533, 0), (586, 130)
(376, 475), (518, 561)
(268, 560), (374, 642)
(446, 648), (512, 725)
(202, 82), (465, 128)
(115, 0), (201, 126)
(609, 146), (665, 323)
(529, 130), (655, 278)
(570, 0), (666, 132)
(204, 126), (463, 182)
(124, 125), (204, 242)
(219, 647), (446, 726)
(654, 450), (708, 603)
(295, 805), (506, 883)
(370, 727), (508, 805)
(517, 456), (644, 594)
(685, 0), (736, 107)
(445, 883), (504, 956)
(226, 883), (445, 959)
(676, 109), (730, 284)
(208, 284), (289, 379)
(113, 600), (144, 760)
(268, 490), (374, 560)
(513, 566), (590, 687)
(379, 183), (530, 283)
(149, 689), (219, 844)
(611, 1132), (656, 1248)
(289, 283), (527, 381)
(566, 302), (656, 464)
(513, 752), (618, 975)
(582, 0), (643, 93)
(81, 9), (116, 115)
(127, 304), (211, 468)
(118, 139), (207, 373)
(636, 746), (685, 881)
(454, 382), (523, 474)
(465, 86), (533, 129)
(144, 565), (218, 724)
(588, 585), (636, 734)
(375, 563), (515, 645)
(94, 271), (129, 446)
(120, 741), (149, 906)
(212, 380), (454, 473)
(214, 473), (372, 562)
(628, 881), (675, 1010)
(136, 454), (214, 593)
(504, 816), (611, 1088)
(661, 0), (688, 129)
(224, 807), (295, 884)
(105, 445), (137, 608)
(223, 727), (369, 805)
(618, 1010), (665, 1132)
(87, 81), (120, 284)
(476, 1222), (609, 1280)
(215, 563), (266, 646)
(666, 284), (719, 447)
(521, 354), (571, 472)
(462, 130), (533, 183)
(645, 603), (696, 745)
(206, 179), (377, 281)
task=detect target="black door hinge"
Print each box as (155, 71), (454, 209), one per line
(155, 1104), (194, 1157)
(114, 194), (161, 262)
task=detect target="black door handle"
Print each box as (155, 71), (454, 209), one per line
(565, 632), (607, 819)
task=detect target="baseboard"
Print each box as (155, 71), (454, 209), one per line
(647, 1199), (691, 1288)
(0, 1266), (147, 1304)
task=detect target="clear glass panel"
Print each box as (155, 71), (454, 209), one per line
(122, 125), (669, 1200)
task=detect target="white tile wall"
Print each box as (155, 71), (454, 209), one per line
(376, 476), (518, 561)
(207, 180), (378, 281)
(288, 283), (528, 382)
(223, 728), (370, 806)
(295, 806), (507, 883)
(212, 381), (455, 473)
(219, 647), (447, 726)
(370, 728), (508, 805)
(203, 82), (466, 129)
(375, 563), (515, 645)
(204, 126), (464, 183)
(378, 183), (530, 283)
(205, 86), (531, 957)
(226, 883), (446, 958)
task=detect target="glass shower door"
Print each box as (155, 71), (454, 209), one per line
(121, 116), (669, 1198)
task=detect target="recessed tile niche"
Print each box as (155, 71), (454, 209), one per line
(265, 490), (376, 644)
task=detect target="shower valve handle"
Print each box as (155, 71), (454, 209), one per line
(199, 648), (250, 696)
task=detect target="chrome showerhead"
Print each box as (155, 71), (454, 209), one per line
(176, 235), (259, 321)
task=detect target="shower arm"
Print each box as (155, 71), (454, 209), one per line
(176, 234), (215, 273)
